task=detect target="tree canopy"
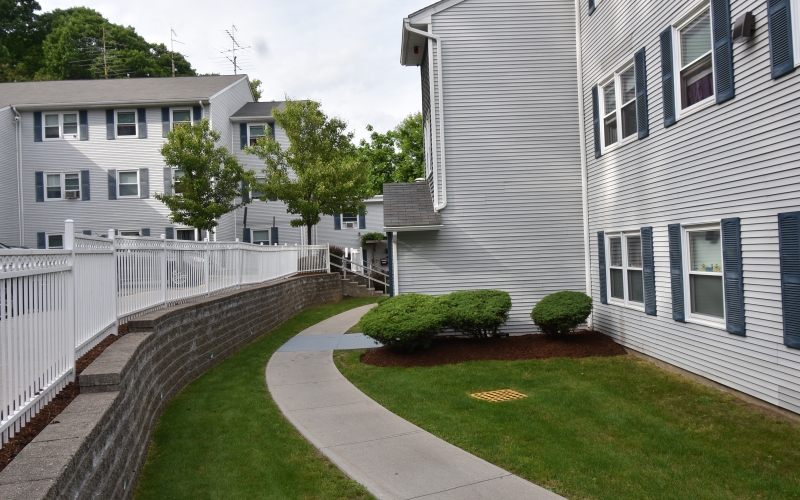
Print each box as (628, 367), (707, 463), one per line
(156, 119), (254, 233)
(246, 98), (373, 244)
(357, 112), (424, 194)
(0, 2), (195, 81)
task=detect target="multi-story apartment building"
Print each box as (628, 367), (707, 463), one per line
(393, 0), (800, 417)
(0, 77), (384, 254)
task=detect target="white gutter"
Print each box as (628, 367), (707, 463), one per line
(12, 106), (24, 246)
(383, 225), (443, 233)
(573, 0), (593, 329)
(12, 98), (210, 111)
(404, 20), (447, 212)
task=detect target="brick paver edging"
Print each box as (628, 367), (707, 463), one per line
(0, 274), (342, 500)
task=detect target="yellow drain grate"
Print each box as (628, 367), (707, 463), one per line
(470, 389), (527, 403)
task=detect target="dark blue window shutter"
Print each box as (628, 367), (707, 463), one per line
(660, 27), (677, 128)
(598, 232), (608, 305)
(33, 112), (42, 142)
(388, 232), (394, 297)
(269, 122), (276, 139)
(165, 227), (175, 239)
(193, 106), (202, 124)
(35, 171), (44, 202)
(106, 109), (115, 140)
(80, 170), (90, 201)
(139, 168), (149, 199)
(591, 85), (601, 158)
(779, 212), (800, 348)
(641, 227), (657, 315)
(163, 168), (173, 196)
(108, 169), (117, 200)
(359, 213), (366, 230)
(768, 0), (795, 79)
(79, 111), (89, 141)
(37, 232), (46, 249)
(270, 227), (279, 245)
(241, 180), (250, 203)
(722, 218), (745, 336)
(712, 0), (735, 104)
(240, 123), (247, 150)
(334, 214), (342, 230)
(634, 48), (650, 139)
(161, 108), (170, 137)
(588, 0), (596, 15)
(138, 108), (147, 138)
(141, 228), (151, 237)
(243, 228), (251, 243)
(82, 230), (92, 236)
(668, 224), (685, 322)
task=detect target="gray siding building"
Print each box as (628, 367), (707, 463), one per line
(393, 0), (800, 417)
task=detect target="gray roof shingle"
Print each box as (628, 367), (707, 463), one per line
(383, 181), (442, 229)
(230, 101), (286, 119)
(0, 75), (246, 108)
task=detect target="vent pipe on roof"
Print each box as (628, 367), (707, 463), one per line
(404, 20), (447, 212)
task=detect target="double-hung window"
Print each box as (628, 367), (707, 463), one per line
(171, 109), (192, 129)
(116, 110), (138, 137)
(599, 64), (637, 152)
(677, 6), (714, 111)
(342, 214), (358, 229)
(684, 224), (725, 321)
(250, 176), (266, 199)
(46, 234), (64, 249)
(176, 229), (196, 241)
(43, 112), (79, 140)
(248, 125), (266, 145)
(118, 170), (140, 197)
(173, 169), (185, 194)
(45, 172), (80, 200)
(607, 231), (644, 306)
(252, 230), (271, 245)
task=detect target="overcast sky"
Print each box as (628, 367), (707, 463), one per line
(38, 0), (433, 141)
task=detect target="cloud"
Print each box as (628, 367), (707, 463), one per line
(38, 0), (434, 140)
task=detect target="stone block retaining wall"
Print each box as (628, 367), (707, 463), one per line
(0, 274), (342, 500)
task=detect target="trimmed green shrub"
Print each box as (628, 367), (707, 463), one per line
(439, 290), (512, 338)
(531, 291), (593, 335)
(360, 294), (446, 352)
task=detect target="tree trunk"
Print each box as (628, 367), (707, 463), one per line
(306, 224), (313, 246)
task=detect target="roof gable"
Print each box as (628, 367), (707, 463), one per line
(407, 0), (468, 23)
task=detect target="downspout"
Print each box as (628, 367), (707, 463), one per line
(573, 0), (593, 329)
(404, 20), (447, 212)
(12, 106), (23, 246)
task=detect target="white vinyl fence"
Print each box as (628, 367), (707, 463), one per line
(0, 220), (329, 444)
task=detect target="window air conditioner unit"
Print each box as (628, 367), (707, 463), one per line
(345, 222), (355, 229)
(65, 190), (80, 199)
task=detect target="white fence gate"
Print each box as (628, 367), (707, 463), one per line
(0, 221), (329, 444)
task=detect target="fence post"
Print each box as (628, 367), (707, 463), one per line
(161, 234), (167, 307)
(109, 229), (119, 331)
(235, 238), (241, 287)
(326, 243), (331, 273)
(65, 220), (77, 382)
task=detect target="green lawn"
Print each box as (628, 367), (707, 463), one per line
(335, 351), (800, 500)
(135, 298), (378, 500)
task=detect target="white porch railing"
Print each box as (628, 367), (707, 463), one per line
(0, 220), (329, 444)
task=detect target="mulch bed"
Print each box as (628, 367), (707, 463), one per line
(0, 322), (129, 473)
(360, 330), (627, 368)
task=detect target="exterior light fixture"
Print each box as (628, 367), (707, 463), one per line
(732, 12), (755, 43)
(414, 46), (419, 54)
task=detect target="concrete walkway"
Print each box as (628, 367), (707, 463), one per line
(266, 305), (565, 500)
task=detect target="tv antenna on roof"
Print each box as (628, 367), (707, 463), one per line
(216, 24), (253, 75)
(170, 28), (185, 77)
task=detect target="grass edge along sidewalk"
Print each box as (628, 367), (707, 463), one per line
(135, 298), (378, 500)
(335, 350), (800, 500)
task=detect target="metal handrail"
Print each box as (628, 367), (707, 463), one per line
(330, 254), (389, 291)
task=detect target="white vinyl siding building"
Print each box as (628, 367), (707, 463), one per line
(0, 106), (20, 245)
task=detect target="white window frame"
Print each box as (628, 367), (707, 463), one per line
(117, 169), (140, 198)
(170, 108), (193, 129)
(44, 172), (80, 201)
(605, 230), (646, 310)
(342, 214), (358, 229)
(672, 1), (716, 121)
(598, 60), (637, 154)
(682, 222), (726, 329)
(251, 229), (271, 246)
(175, 228), (198, 241)
(42, 112), (80, 141)
(793, 0), (800, 68)
(46, 233), (64, 249)
(115, 109), (139, 139)
(118, 230), (142, 237)
(172, 168), (185, 194)
(250, 175), (266, 199)
(247, 124), (267, 146)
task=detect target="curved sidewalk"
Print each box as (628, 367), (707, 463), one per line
(266, 305), (565, 500)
